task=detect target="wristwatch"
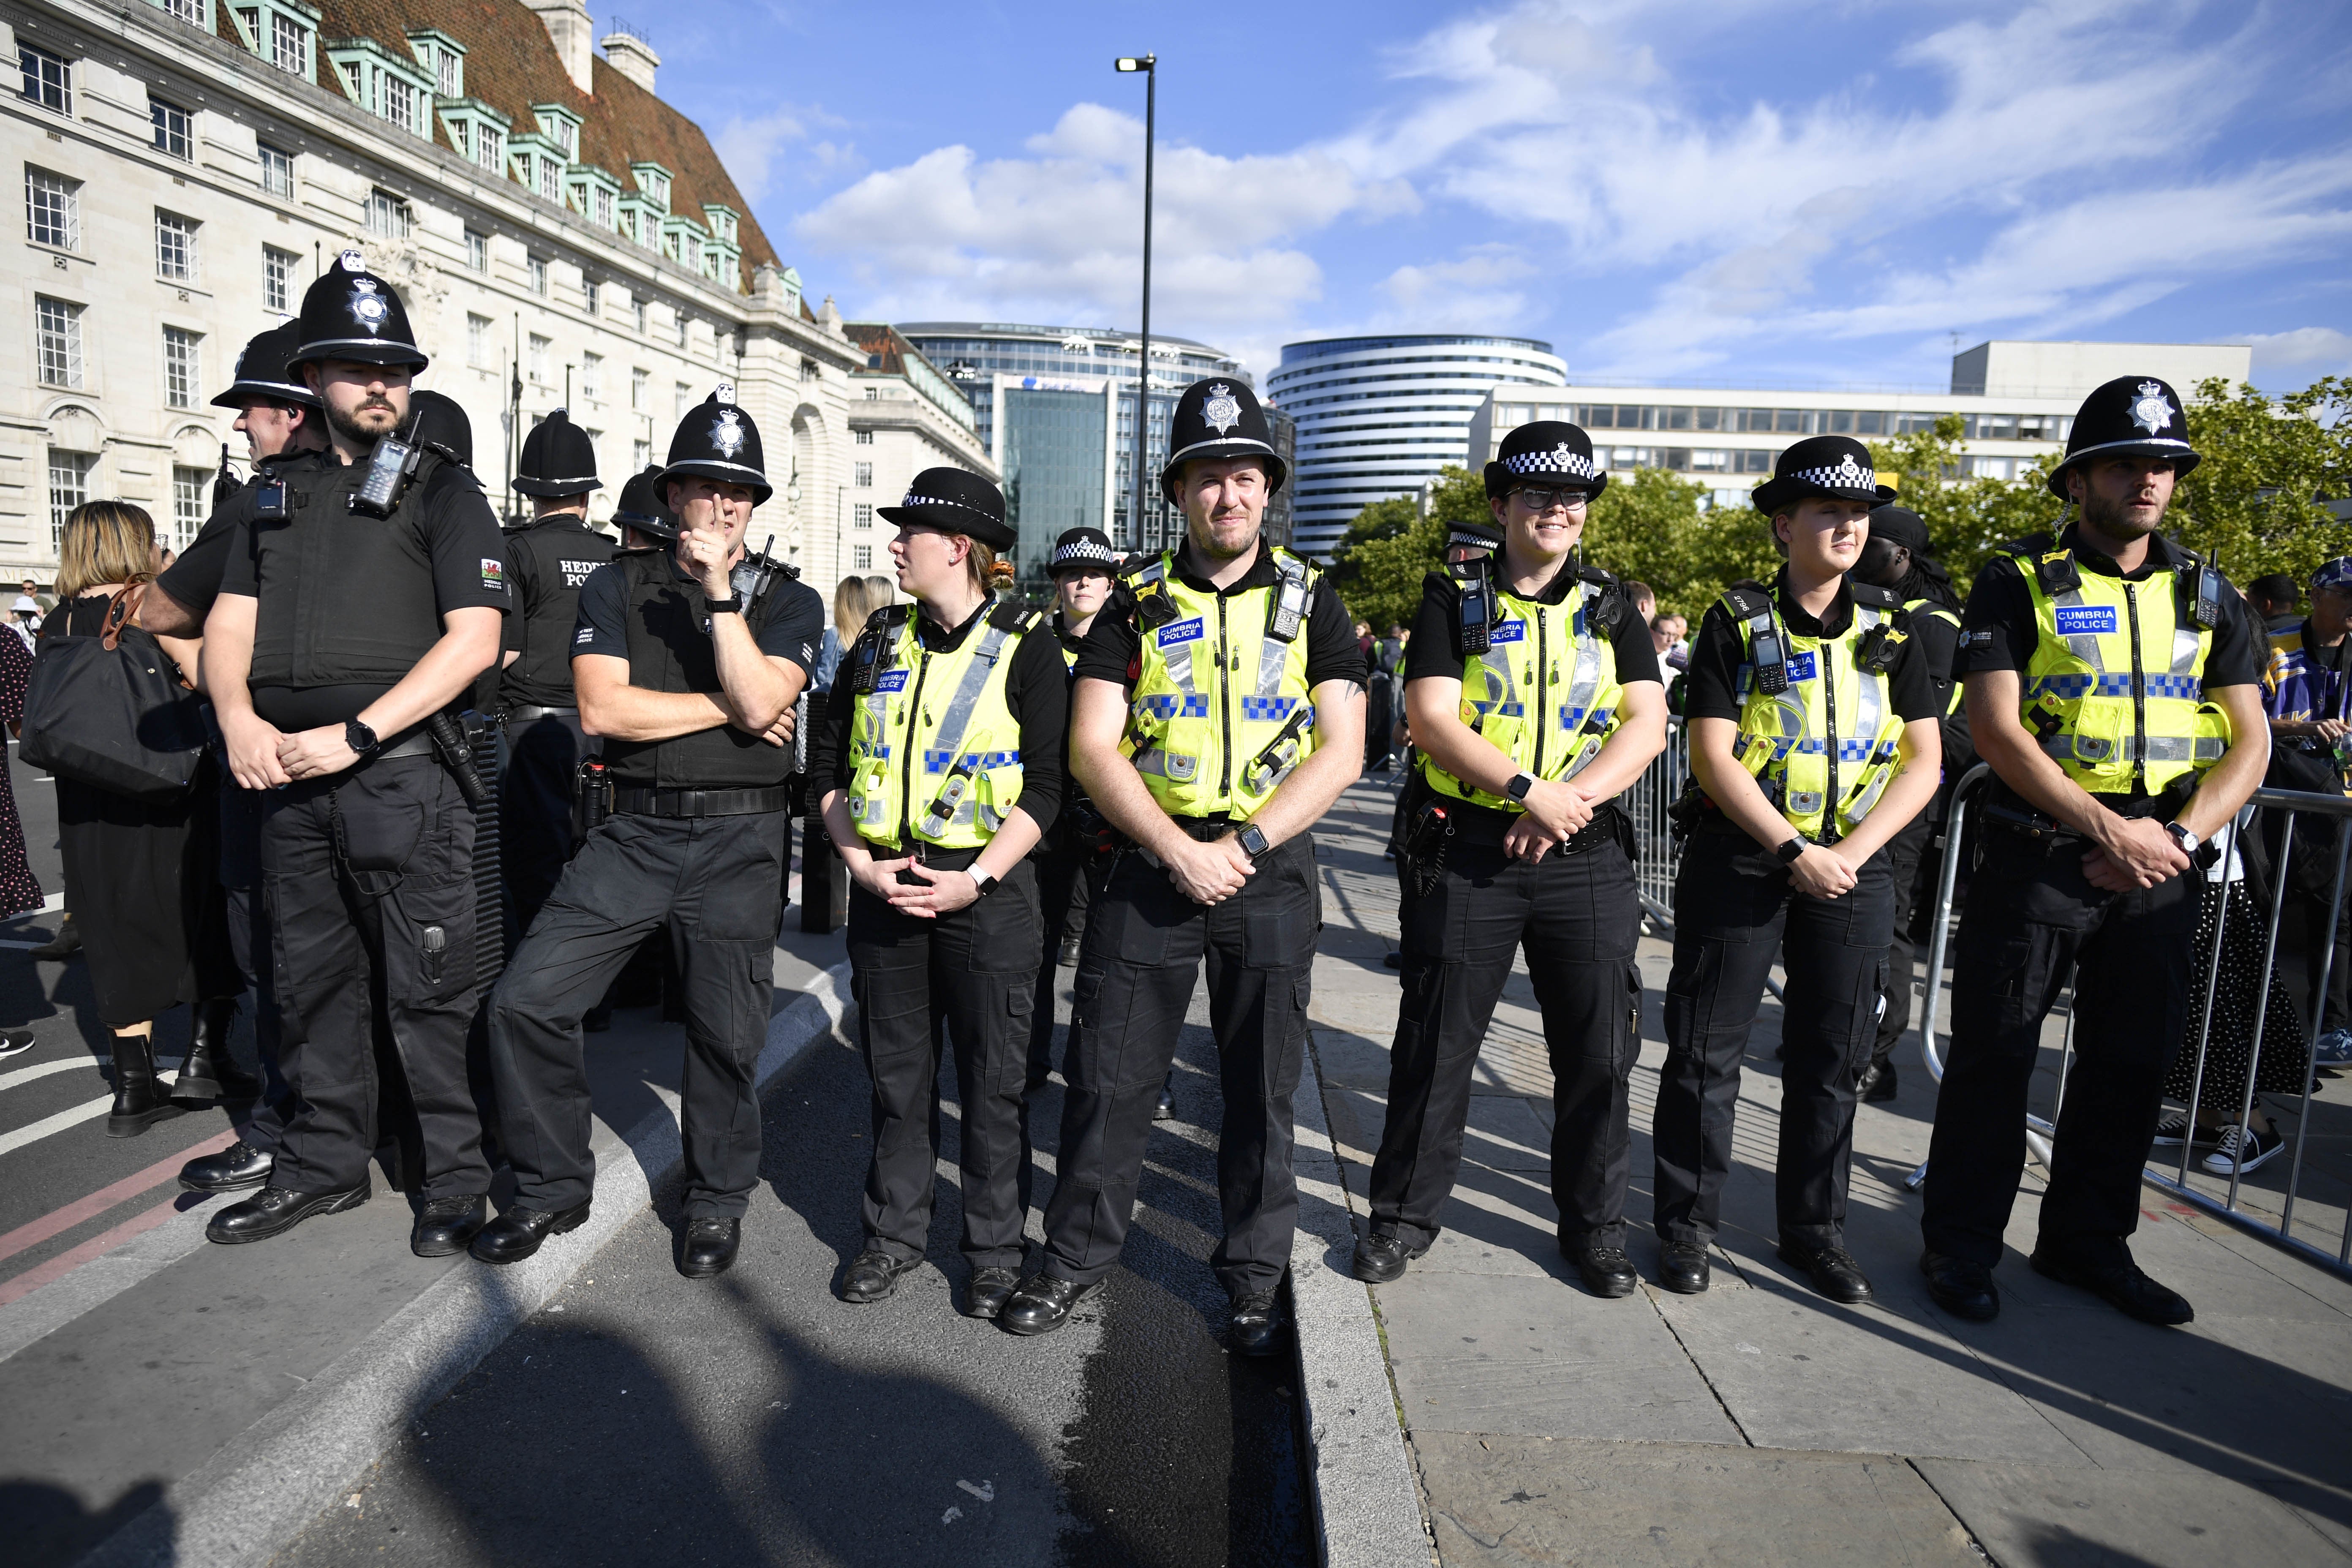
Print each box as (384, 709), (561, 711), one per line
(344, 718), (379, 757)
(1236, 823), (1271, 860)
(1775, 836), (1808, 865)
(2165, 822), (2201, 857)
(704, 595), (743, 614)
(1505, 772), (1536, 803)
(966, 866), (999, 898)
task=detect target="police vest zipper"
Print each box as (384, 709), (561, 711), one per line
(897, 640), (935, 841)
(2123, 581), (2147, 783)
(1821, 635), (1840, 843)
(1531, 602), (1550, 779)
(1217, 594), (1234, 800)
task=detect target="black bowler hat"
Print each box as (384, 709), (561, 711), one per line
(1484, 420), (1609, 501)
(1752, 436), (1895, 514)
(1160, 378), (1286, 502)
(1048, 526), (1118, 577)
(614, 465), (676, 536)
(2046, 375), (2201, 498)
(1866, 504), (1932, 557)
(661, 384), (769, 504)
(514, 407), (601, 497)
(408, 390), (473, 470)
(290, 249), (428, 371)
(211, 322), (320, 410)
(878, 466), (1015, 550)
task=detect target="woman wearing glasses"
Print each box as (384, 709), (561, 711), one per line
(1353, 421), (1670, 1298)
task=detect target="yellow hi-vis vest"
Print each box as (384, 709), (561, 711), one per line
(1723, 579), (1910, 843)
(1120, 546), (1320, 818)
(845, 599), (1040, 849)
(1424, 567), (1627, 811)
(2009, 535), (2230, 795)
(1906, 599), (1964, 719)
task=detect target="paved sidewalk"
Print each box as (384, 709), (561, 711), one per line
(1307, 775), (2352, 1568)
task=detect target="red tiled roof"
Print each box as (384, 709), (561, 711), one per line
(844, 321), (906, 374)
(288, 2), (779, 283)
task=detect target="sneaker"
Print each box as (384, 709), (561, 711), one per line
(2202, 1125), (2281, 1176)
(2312, 1029), (2352, 1068)
(2151, 1113), (2220, 1149)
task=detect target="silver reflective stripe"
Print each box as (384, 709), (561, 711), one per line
(927, 622), (1014, 779)
(1254, 559), (1310, 700)
(2172, 623), (2202, 677)
(1559, 734), (1605, 781)
(2040, 733), (2222, 765)
(1132, 746), (1198, 782)
(2051, 580), (2107, 671)
(1563, 589), (1602, 728)
(1847, 607), (1885, 755)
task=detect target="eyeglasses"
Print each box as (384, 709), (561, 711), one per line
(1512, 487), (1590, 514)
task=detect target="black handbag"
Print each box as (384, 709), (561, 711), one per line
(19, 584), (209, 799)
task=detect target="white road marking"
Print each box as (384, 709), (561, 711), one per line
(0, 1094), (113, 1156)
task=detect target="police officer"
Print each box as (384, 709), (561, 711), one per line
(1354, 422), (1669, 1297)
(813, 468), (1066, 1318)
(1851, 504), (1968, 1103)
(1652, 436), (1945, 1302)
(1029, 527), (1119, 1092)
(199, 252), (509, 1254)
(1001, 378), (1367, 1354)
(476, 388), (823, 1279)
(1920, 377), (2267, 1325)
(143, 322), (324, 1191)
(498, 408), (618, 937)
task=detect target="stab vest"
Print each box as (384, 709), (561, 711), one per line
(1722, 579), (1910, 843)
(602, 551), (793, 790)
(2008, 534), (2229, 795)
(1423, 566), (1627, 811)
(1905, 599), (1965, 719)
(501, 515), (616, 708)
(246, 450), (467, 690)
(1119, 546), (1321, 819)
(845, 599), (1038, 849)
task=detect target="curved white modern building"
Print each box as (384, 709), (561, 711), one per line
(1267, 335), (1566, 560)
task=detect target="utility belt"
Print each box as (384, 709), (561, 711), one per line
(611, 784), (794, 819)
(1395, 775), (1625, 896)
(504, 704), (577, 725)
(1977, 775), (2202, 857)
(859, 838), (984, 874)
(373, 728), (438, 761)
(371, 712), (489, 810)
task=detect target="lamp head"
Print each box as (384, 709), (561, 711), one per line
(1115, 55), (1154, 71)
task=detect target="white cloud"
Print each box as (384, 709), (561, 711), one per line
(2229, 327), (2352, 380)
(714, 105), (858, 205)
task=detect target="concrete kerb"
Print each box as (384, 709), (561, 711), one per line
(1291, 1036), (1434, 1568)
(78, 959), (853, 1568)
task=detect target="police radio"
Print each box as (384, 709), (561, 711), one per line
(1450, 556), (1495, 656)
(730, 533), (782, 604)
(351, 425), (422, 517)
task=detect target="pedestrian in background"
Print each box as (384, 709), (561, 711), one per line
(2260, 556), (2352, 1067)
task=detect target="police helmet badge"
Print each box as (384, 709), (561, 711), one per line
(1203, 384), (1241, 436)
(2129, 380), (2177, 436)
(712, 408), (746, 459)
(349, 278), (389, 331)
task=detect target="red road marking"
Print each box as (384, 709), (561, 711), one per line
(0, 1127), (239, 1265)
(0, 1191), (200, 1307)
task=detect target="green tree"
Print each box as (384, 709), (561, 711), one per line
(2169, 376), (2352, 586)
(1325, 468), (1487, 634)
(1869, 415), (2063, 595)
(1580, 468), (1777, 619)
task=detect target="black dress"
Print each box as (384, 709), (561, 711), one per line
(0, 629), (45, 915)
(41, 594), (220, 1027)
(2167, 871), (2311, 1113)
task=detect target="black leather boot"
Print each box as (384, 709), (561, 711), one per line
(172, 999), (259, 1104)
(106, 1032), (174, 1138)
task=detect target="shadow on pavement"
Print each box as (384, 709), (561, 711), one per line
(3, 1479), (169, 1568)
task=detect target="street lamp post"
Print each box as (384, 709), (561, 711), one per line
(1116, 53), (1155, 552)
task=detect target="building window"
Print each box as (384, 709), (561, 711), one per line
(36, 297), (83, 388)
(431, 46), (459, 97)
(593, 186), (613, 228)
(472, 122), (502, 172)
(380, 73), (419, 135)
(631, 367), (647, 410)
(675, 313), (690, 351)
(172, 466), (208, 550)
(366, 188), (411, 239)
(853, 463), (873, 487)
(580, 352), (601, 403)
(20, 44), (72, 114)
(852, 504), (872, 530)
(465, 229), (487, 272)
(468, 313), (492, 370)
(25, 168), (78, 250)
(633, 298), (648, 335)
(269, 11), (312, 76)
(528, 256), (548, 296)
(537, 157), (560, 201)
(852, 544), (872, 570)
(583, 278), (600, 317)
(674, 382), (690, 420)
(257, 141), (294, 198)
(528, 333), (550, 384)
(854, 429), (874, 446)
(632, 438), (651, 471)
(264, 246), (298, 313)
(863, 387), (879, 401)
(49, 449), (94, 551)
(151, 96), (194, 159)
(155, 210), (198, 282)
(164, 327), (201, 408)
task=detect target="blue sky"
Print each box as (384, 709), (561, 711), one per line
(645, 0), (2352, 393)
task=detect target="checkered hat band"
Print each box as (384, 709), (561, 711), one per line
(1052, 541), (1117, 566)
(1504, 449), (1601, 481)
(1788, 460), (1878, 490)
(898, 492), (996, 517)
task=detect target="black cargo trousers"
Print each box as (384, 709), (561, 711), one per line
(1039, 828), (1319, 1298)
(501, 708), (594, 940)
(487, 808), (786, 1219)
(849, 848), (1040, 1271)
(1920, 823), (2199, 1268)
(1652, 830), (1893, 1251)
(263, 752), (489, 1200)
(219, 779), (290, 1144)
(1370, 813), (1644, 1252)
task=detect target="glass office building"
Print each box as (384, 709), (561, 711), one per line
(897, 322), (1283, 559)
(1267, 335), (1567, 561)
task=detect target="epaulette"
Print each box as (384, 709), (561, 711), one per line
(871, 602), (915, 634)
(988, 599), (1043, 635)
(1994, 532), (2055, 560)
(1850, 580), (1903, 610)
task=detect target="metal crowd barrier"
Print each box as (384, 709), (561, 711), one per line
(1626, 720), (1690, 924)
(1906, 762), (2352, 1282)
